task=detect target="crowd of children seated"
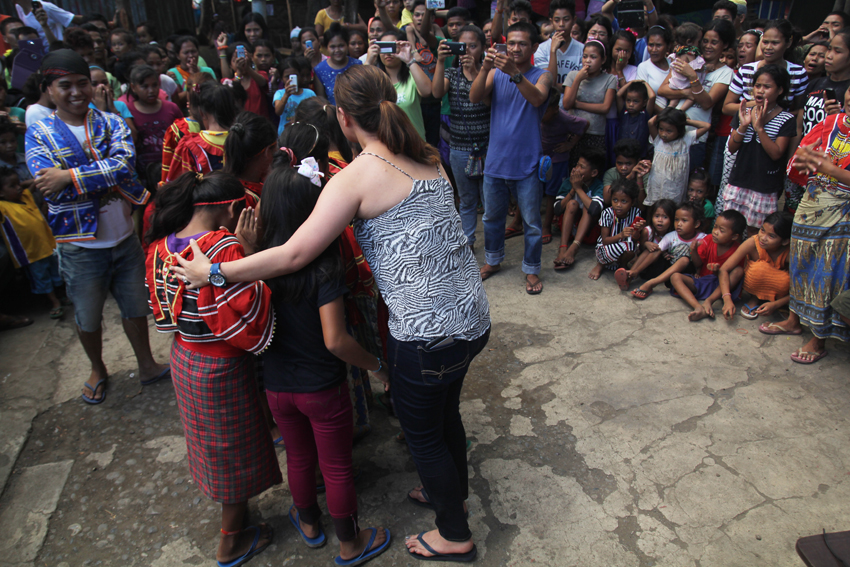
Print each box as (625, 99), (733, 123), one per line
(0, 0), (849, 563)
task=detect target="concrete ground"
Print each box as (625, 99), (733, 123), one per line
(0, 231), (848, 567)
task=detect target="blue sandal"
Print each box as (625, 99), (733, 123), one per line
(289, 505), (326, 548)
(407, 532), (477, 563)
(335, 527), (391, 566)
(216, 525), (271, 567)
(81, 379), (107, 405)
(140, 365), (171, 386)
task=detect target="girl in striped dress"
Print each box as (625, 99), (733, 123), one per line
(725, 65), (796, 234)
(590, 177), (644, 283)
(145, 171), (280, 567)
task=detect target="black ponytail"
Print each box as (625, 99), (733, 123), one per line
(224, 110), (278, 176)
(188, 82), (238, 130)
(146, 171), (246, 244)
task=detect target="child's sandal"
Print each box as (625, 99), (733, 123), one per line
(631, 288), (652, 300)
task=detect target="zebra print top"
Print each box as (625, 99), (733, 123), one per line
(353, 153), (490, 342)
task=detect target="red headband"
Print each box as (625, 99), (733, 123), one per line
(194, 195), (246, 207)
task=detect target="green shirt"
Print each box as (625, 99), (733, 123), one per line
(395, 77), (426, 140)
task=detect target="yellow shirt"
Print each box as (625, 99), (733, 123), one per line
(0, 189), (55, 268)
(399, 8), (413, 28)
(315, 8), (344, 55)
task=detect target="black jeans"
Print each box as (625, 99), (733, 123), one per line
(387, 326), (490, 541)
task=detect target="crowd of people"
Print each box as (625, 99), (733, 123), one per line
(0, 0), (848, 565)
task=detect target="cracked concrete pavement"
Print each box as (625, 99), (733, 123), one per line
(0, 231), (848, 567)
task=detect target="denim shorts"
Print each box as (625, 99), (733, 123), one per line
(58, 236), (150, 332)
(25, 253), (63, 295)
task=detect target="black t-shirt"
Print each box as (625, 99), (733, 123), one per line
(729, 111), (797, 194)
(262, 275), (349, 393)
(802, 76), (850, 137)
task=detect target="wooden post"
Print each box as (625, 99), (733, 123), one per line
(344, 0), (359, 24)
(286, 0), (294, 32)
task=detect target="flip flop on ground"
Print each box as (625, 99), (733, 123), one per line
(406, 532), (477, 563)
(541, 234), (552, 244)
(740, 303), (759, 320)
(615, 268), (631, 291)
(334, 528), (390, 566)
(631, 288), (652, 300)
(504, 227), (523, 239)
(81, 379), (107, 405)
(140, 365), (171, 386)
(216, 525), (273, 567)
(0, 314), (33, 331)
(526, 275), (543, 295)
(289, 505), (326, 548)
(790, 349), (828, 364)
(759, 322), (802, 335)
(49, 306), (63, 319)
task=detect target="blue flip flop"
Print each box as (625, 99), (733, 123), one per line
(140, 365), (171, 386)
(81, 379), (107, 405)
(216, 525), (271, 567)
(335, 527), (391, 566)
(289, 505), (326, 548)
(407, 532), (477, 563)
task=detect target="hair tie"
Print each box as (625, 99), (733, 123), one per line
(279, 146), (297, 167)
(194, 195), (247, 207)
(676, 45), (701, 57)
(194, 172), (204, 183)
(296, 157), (325, 187)
(745, 29), (764, 37)
(586, 39), (606, 58)
(191, 83), (201, 94)
(624, 28), (638, 38)
(231, 122), (245, 135)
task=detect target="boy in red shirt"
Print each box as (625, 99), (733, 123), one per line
(671, 209), (747, 322)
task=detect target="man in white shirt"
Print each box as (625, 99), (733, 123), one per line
(533, 0), (583, 94)
(15, 0), (81, 50)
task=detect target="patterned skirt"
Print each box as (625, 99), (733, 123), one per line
(171, 340), (282, 503)
(789, 182), (850, 341)
(723, 183), (778, 228)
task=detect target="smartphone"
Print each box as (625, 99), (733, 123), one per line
(495, 43), (507, 54)
(617, 0), (645, 29)
(236, 45), (246, 59)
(426, 0), (445, 7)
(424, 336), (455, 351)
(289, 74), (298, 89)
(375, 41), (397, 54)
(305, 39), (313, 49)
(824, 88), (838, 101)
(445, 41), (466, 56)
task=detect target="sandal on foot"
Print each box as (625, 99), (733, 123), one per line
(504, 227), (523, 239)
(614, 268), (630, 291)
(740, 304), (759, 320)
(790, 349), (829, 365)
(49, 306), (63, 319)
(289, 505), (326, 548)
(480, 265), (501, 281)
(758, 322), (802, 336)
(334, 527), (391, 566)
(273, 436), (286, 450)
(216, 525), (272, 567)
(140, 365), (171, 386)
(631, 288), (652, 300)
(541, 234), (552, 244)
(407, 532), (477, 563)
(81, 379), (107, 405)
(553, 260), (569, 271)
(526, 277), (543, 295)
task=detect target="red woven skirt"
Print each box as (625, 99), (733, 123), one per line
(171, 339), (282, 503)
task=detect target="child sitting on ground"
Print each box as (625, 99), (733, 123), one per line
(590, 177), (645, 282)
(718, 211), (793, 326)
(616, 80), (654, 158)
(669, 209), (746, 321)
(687, 168), (715, 230)
(553, 148), (606, 270)
(621, 198), (676, 286)
(602, 138), (651, 206)
(630, 201), (706, 299)
(0, 167), (65, 318)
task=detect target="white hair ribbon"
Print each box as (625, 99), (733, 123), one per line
(296, 157), (324, 187)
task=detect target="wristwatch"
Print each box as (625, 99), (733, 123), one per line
(510, 72), (523, 84)
(209, 263), (227, 287)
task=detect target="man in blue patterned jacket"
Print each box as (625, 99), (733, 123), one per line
(26, 49), (169, 404)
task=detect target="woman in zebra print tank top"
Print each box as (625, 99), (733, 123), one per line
(174, 64), (490, 563)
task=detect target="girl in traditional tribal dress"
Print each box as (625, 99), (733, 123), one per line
(145, 171), (279, 567)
